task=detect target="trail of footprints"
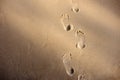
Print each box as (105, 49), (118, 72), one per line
(60, 13), (85, 49)
(60, 0), (89, 80)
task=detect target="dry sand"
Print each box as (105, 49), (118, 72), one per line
(0, 0), (120, 80)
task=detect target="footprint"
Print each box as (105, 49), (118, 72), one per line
(75, 29), (86, 49)
(62, 53), (74, 76)
(60, 14), (74, 31)
(71, 0), (80, 13)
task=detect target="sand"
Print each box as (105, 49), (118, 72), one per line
(0, 0), (120, 80)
